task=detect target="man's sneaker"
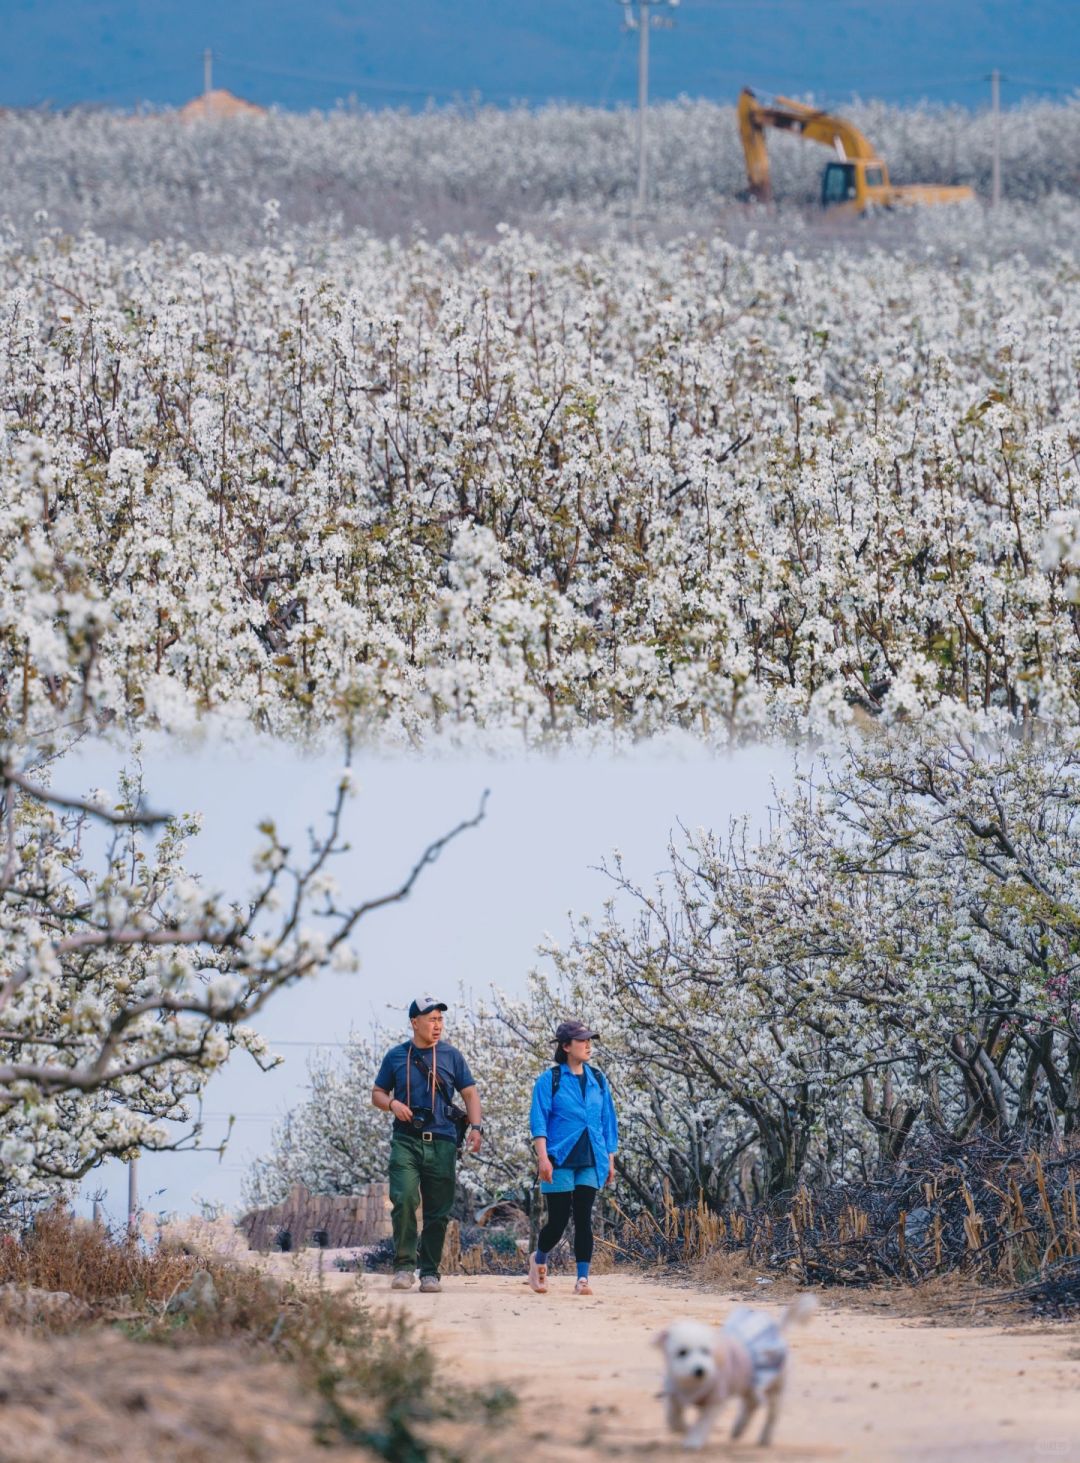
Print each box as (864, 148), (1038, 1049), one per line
(390, 1270), (415, 1291)
(527, 1254), (548, 1294)
(418, 1274), (441, 1293)
(573, 1277), (593, 1296)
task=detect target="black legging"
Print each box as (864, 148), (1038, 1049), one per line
(537, 1185), (597, 1262)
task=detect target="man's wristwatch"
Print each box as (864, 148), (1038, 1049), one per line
(468, 1123), (484, 1133)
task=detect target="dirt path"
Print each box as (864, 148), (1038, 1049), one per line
(362, 1271), (1080, 1461)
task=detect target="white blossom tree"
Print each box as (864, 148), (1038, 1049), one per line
(3, 99), (1080, 246)
(244, 1004), (541, 1214)
(481, 725), (1080, 1206)
(3, 212), (1080, 749)
(0, 749), (485, 1216)
(243, 1034), (393, 1210)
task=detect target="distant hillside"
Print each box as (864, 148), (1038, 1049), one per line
(3, 0), (1079, 113)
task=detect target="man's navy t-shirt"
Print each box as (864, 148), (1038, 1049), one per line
(374, 1041), (475, 1142)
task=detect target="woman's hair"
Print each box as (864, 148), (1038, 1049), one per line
(553, 1042), (569, 1065)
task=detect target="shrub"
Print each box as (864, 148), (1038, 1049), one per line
(0, 1205), (517, 1458)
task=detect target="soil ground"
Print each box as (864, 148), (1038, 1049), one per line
(3, 1248), (1079, 1462)
(355, 1268), (1080, 1462)
(0, 1329), (323, 1462)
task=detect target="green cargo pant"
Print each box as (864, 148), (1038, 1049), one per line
(388, 1133), (457, 1277)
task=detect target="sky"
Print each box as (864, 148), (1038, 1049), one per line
(62, 736), (796, 1222)
(2, 0), (1078, 113)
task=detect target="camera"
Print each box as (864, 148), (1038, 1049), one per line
(409, 1107), (434, 1131)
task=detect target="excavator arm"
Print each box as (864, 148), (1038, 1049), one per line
(738, 87), (879, 203)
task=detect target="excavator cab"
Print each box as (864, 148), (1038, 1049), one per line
(820, 159), (890, 210)
(821, 162), (857, 206)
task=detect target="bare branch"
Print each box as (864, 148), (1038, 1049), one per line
(2, 767), (170, 827)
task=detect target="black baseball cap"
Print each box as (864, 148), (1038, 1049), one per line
(409, 995), (448, 1018)
(555, 1019), (600, 1044)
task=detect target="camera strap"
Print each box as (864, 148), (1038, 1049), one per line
(408, 1043), (447, 1109)
(407, 1043), (469, 1148)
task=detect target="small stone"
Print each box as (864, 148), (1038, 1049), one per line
(166, 1270), (218, 1317)
(0, 1283), (87, 1321)
(257, 1275), (283, 1304)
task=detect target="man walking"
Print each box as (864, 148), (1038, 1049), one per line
(371, 996), (483, 1293)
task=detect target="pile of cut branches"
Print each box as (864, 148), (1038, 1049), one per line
(607, 1135), (1080, 1306)
(985, 1257), (1080, 1318)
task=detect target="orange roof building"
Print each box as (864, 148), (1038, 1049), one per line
(177, 89), (266, 122)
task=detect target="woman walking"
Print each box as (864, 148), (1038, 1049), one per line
(528, 1019), (618, 1296)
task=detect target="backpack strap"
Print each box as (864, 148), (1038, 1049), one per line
(550, 1064), (606, 1100)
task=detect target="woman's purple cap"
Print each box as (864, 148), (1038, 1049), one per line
(555, 1019), (599, 1043)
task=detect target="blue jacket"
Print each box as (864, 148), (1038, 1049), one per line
(529, 1064), (619, 1169)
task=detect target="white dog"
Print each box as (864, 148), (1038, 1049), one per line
(654, 1295), (816, 1450)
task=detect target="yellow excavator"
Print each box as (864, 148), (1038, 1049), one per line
(737, 88), (974, 214)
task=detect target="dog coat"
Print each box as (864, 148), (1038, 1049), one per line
(722, 1307), (787, 1393)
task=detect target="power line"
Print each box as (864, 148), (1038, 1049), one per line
(221, 56), (453, 95)
(597, 26), (634, 108)
(1001, 76), (1079, 94)
(200, 1113), (280, 1120)
(216, 55), (539, 107)
(685, 0), (1029, 8)
(258, 1038), (354, 1047)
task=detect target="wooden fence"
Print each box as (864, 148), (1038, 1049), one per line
(238, 1181), (393, 1251)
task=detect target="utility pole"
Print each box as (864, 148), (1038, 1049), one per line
(636, 0), (650, 213)
(619, 0), (679, 216)
(990, 69), (1001, 208)
(127, 1154), (139, 1237)
(204, 48), (213, 96)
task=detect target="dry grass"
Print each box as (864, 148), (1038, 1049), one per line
(692, 1244), (758, 1290)
(0, 1205), (517, 1459)
(0, 1204), (197, 1325)
(157, 1211), (255, 1263)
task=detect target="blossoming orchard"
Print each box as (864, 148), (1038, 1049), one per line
(1, 100), (1079, 1221)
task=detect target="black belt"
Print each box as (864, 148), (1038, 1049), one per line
(393, 1129), (455, 1146)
